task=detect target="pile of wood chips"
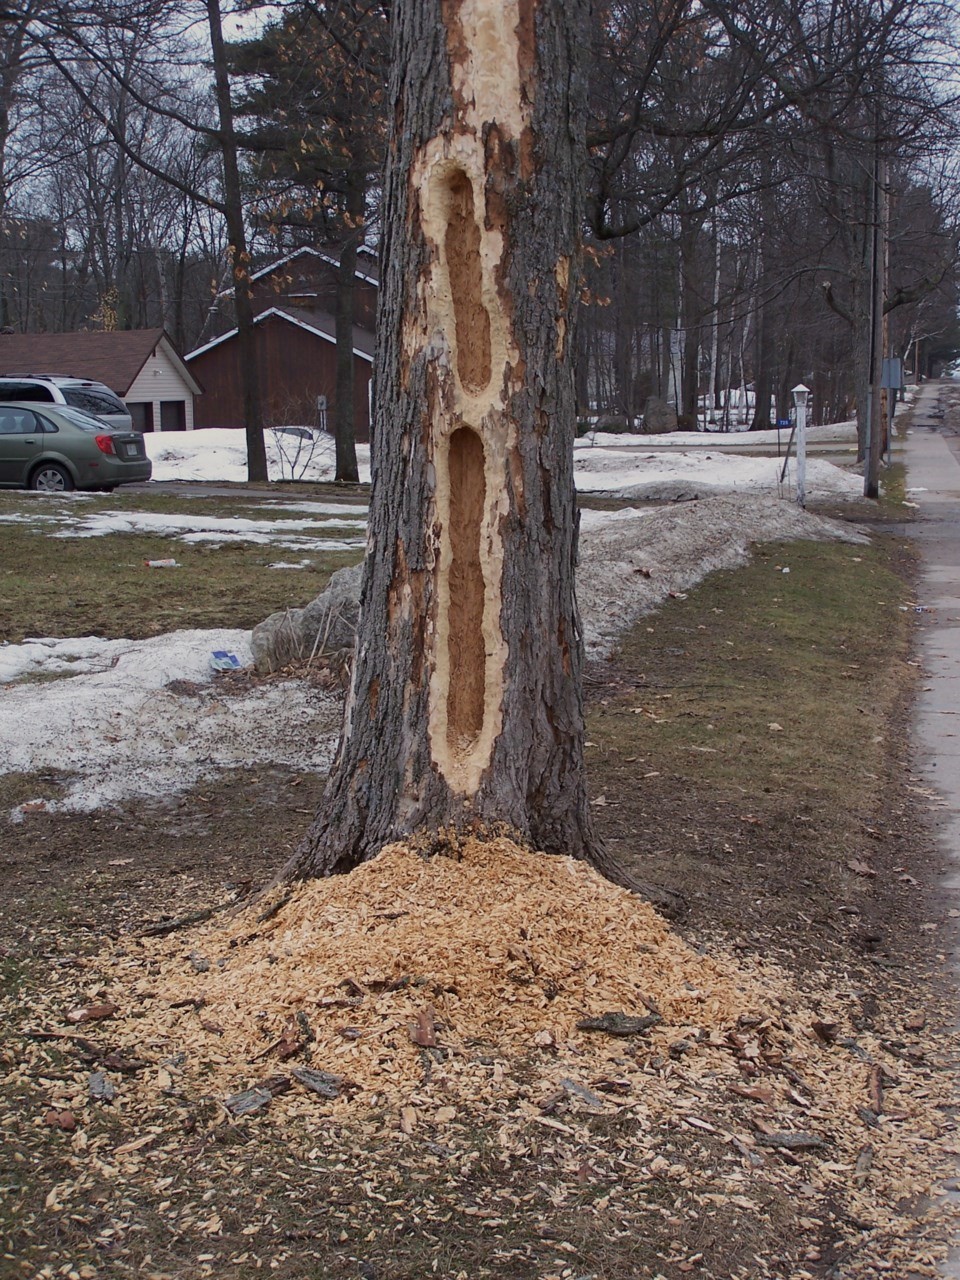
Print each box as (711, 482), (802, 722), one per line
(11, 836), (960, 1275)
(120, 836), (769, 1107)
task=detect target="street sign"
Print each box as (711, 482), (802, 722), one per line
(776, 418), (790, 427)
(881, 358), (903, 390)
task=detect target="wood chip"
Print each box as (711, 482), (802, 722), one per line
(65, 1002), (117, 1025)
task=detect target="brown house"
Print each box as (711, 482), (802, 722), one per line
(0, 328), (200, 431)
(186, 248), (377, 438)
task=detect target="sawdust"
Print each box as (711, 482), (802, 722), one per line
(122, 837), (764, 1101)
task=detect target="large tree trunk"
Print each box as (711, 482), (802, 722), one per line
(291, 0), (636, 894)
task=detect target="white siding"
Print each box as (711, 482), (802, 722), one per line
(126, 341), (196, 431)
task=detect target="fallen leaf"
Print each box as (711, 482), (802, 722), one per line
(847, 860), (876, 877)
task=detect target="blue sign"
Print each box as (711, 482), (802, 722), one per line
(776, 418), (791, 427)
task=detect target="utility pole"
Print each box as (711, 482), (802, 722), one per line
(864, 134), (886, 499)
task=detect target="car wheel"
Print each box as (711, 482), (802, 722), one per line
(30, 463), (74, 493)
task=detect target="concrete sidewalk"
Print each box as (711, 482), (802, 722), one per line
(903, 381), (960, 1279)
(906, 383), (960, 865)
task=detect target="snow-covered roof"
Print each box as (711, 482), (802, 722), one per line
(243, 246), (380, 290)
(185, 307), (374, 364)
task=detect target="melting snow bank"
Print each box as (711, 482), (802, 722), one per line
(0, 629), (341, 818)
(575, 447), (862, 501)
(577, 494), (869, 658)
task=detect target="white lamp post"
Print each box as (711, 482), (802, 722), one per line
(792, 384), (810, 508)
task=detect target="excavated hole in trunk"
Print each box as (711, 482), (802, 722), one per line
(444, 168), (491, 394)
(446, 425), (487, 753)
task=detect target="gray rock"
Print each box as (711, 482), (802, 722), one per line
(251, 562), (363, 674)
(88, 1071), (116, 1103)
(642, 396), (678, 433)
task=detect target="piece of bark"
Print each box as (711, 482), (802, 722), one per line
(728, 1083), (775, 1104)
(409, 1008), (438, 1047)
(224, 1086), (273, 1117)
(811, 1020), (839, 1044)
(560, 1077), (606, 1109)
(754, 1131), (826, 1152)
(88, 1071), (116, 1103)
(854, 1144), (874, 1184)
(44, 1109), (76, 1132)
(577, 1011), (661, 1037)
(102, 1052), (149, 1074)
(867, 1064), (884, 1114)
(140, 902), (232, 938)
(292, 1067), (344, 1099)
(224, 1074), (290, 1116)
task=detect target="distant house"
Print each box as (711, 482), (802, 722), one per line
(0, 328), (201, 432)
(186, 247), (377, 439)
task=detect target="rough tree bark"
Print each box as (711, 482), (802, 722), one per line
(291, 0), (652, 900)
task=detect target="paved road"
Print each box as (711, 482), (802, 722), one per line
(904, 381), (960, 1278)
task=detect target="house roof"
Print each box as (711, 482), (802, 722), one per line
(0, 328), (201, 397)
(252, 245), (380, 287)
(186, 307), (375, 364)
(219, 246), (379, 294)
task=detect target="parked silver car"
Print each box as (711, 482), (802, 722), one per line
(0, 402), (151, 491)
(0, 375), (133, 431)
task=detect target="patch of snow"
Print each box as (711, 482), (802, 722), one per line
(574, 449), (862, 501)
(0, 628), (341, 814)
(178, 532), (363, 551)
(145, 428), (372, 485)
(575, 420), (858, 450)
(47, 509), (367, 546)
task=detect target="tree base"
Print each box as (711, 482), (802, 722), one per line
(282, 818), (686, 919)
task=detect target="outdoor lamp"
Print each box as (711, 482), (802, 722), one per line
(791, 384), (810, 508)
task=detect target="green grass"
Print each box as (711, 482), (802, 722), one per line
(589, 538), (913, 809)
(0, 489), (366, 642)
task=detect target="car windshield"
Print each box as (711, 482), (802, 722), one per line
(55, 405), (118, 433)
